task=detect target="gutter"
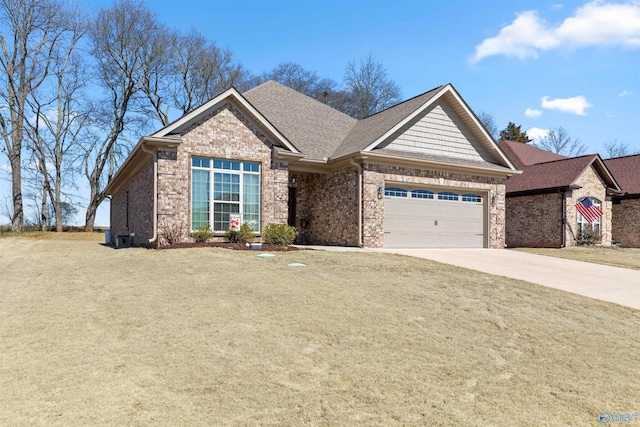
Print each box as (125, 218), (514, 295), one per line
(349, 157), (363, 247)
(140, 142), (158, 244)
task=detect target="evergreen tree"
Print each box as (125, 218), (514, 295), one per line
(499, 122), (532, 143)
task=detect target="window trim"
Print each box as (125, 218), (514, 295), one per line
(191, 157), (261, 233)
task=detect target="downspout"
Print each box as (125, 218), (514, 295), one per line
(560, 190), (566, 248)
(140, 143), (158, 244)
(349, 158), (363, 247)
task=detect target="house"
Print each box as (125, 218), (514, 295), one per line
(499, 140), (622, 247)
(604, 154), (640, 247)
(104, 81), (518, 248)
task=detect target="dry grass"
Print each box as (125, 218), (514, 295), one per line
(1, 236), (638, 426)
(515, 246), (640, 270)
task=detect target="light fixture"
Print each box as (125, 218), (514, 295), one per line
(377, 183), (384, 199)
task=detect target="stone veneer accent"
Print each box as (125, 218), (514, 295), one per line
(505, 164), (613, 248)
(361, 163), (507, 248)
(611, 198), (640, 247)
(110, 157), (154, 246)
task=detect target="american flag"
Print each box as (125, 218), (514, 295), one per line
(576, 198), (603, 223)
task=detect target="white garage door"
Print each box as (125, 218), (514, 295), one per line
(384, 187), (485, 248)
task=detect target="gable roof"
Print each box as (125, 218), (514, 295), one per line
(499, 140), (621, 195)
(604, 154), (640, 195)
(505, 155), (598, 194)
(333, 84), (515, 171)
(331, 85), (444, 159)
(499, 139), (566, 169)
(153, 87), (299, 154)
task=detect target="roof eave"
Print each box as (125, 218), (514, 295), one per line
(337, 151), (521, 177)
(153, 87), (300, 154)
(104, 136), (180, 195)
(359, 84), (517, 171)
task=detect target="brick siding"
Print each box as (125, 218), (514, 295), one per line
(505, 165), (613, 248)
(361, 163), (507, 248)
(110, 157), (154, 246)
(506, 193), (563, 248)
(612, 198), (640, 247)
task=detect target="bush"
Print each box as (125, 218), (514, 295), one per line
(224, 222), (255, 244)
(262, 223), (297, 246)
(191, 223), (214, 243)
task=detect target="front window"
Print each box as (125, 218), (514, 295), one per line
(191, 157), (261, 232)
(577, 197), (602, 244)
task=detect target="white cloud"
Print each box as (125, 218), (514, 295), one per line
(527, 127), (550, 142)
(472, 1), (640, 62)
(540, 95), (592, 115)
(525, 108), (543, 117)
(619, 89), (632, 96)
(0, 164), (10, 174)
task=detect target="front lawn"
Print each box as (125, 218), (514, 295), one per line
(515, 246), (640, 270)
(1, 236), (638, 426)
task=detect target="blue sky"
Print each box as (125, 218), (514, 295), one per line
(2, 0), (639, 226)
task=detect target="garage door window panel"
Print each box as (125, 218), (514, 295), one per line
(385, 187), (407, 197)
(462, 193), (482, 203)
(438, 191), (459, 201)
(412, 189), (434, 199)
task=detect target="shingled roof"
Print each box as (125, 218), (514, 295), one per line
(499, 139), (566, 168)
(604, 154), (640, 195)
(243, 81), (357, 160)
(331, 85), (444, 159)
(499, 140), (620, 195)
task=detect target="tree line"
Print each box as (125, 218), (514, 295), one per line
(1, 0), (634, 232)
(0, 0), (402, 232)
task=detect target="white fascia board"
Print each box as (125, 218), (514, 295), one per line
(362, 84), (517, 171)
(445, 87), (517, 171)
(152, 88), (299, 154)
(361, 85), (450, 153)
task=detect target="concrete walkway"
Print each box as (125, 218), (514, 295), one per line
(299, 246), (640, 310)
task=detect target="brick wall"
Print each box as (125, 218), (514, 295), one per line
(290, 168), (359, 246)
(361, 163), (507, 248)
(110, 157), (154, 246)
(611, 198), (640, 247)
(504, 164), (613, 248)
(156, 102), (289, 245)
(506, 193), (563, 248)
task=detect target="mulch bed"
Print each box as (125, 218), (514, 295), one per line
(158, 242), (298, 251)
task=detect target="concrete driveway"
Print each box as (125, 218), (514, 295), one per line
(377, 248), (640, 310)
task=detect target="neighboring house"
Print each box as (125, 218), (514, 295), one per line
(104, 81), (518, 248)
(604, 154), (640, 247)
(499, 140), (622, 248)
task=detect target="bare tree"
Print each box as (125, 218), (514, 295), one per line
(25, 14), (88, 232)
(83, 0), (157, 231)
(0, 0), (72, 231)
(537, 126), (587, 156)
(169, 29), (251, 117)
(343, 54), (401, 119)
(602, 139), (636, 158)
(477, 110), (499, 142)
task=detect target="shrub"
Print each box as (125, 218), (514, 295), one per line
(262, 223), (297, 246)
(224, 222), (255, 243)
(191, 223), (214, 243)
